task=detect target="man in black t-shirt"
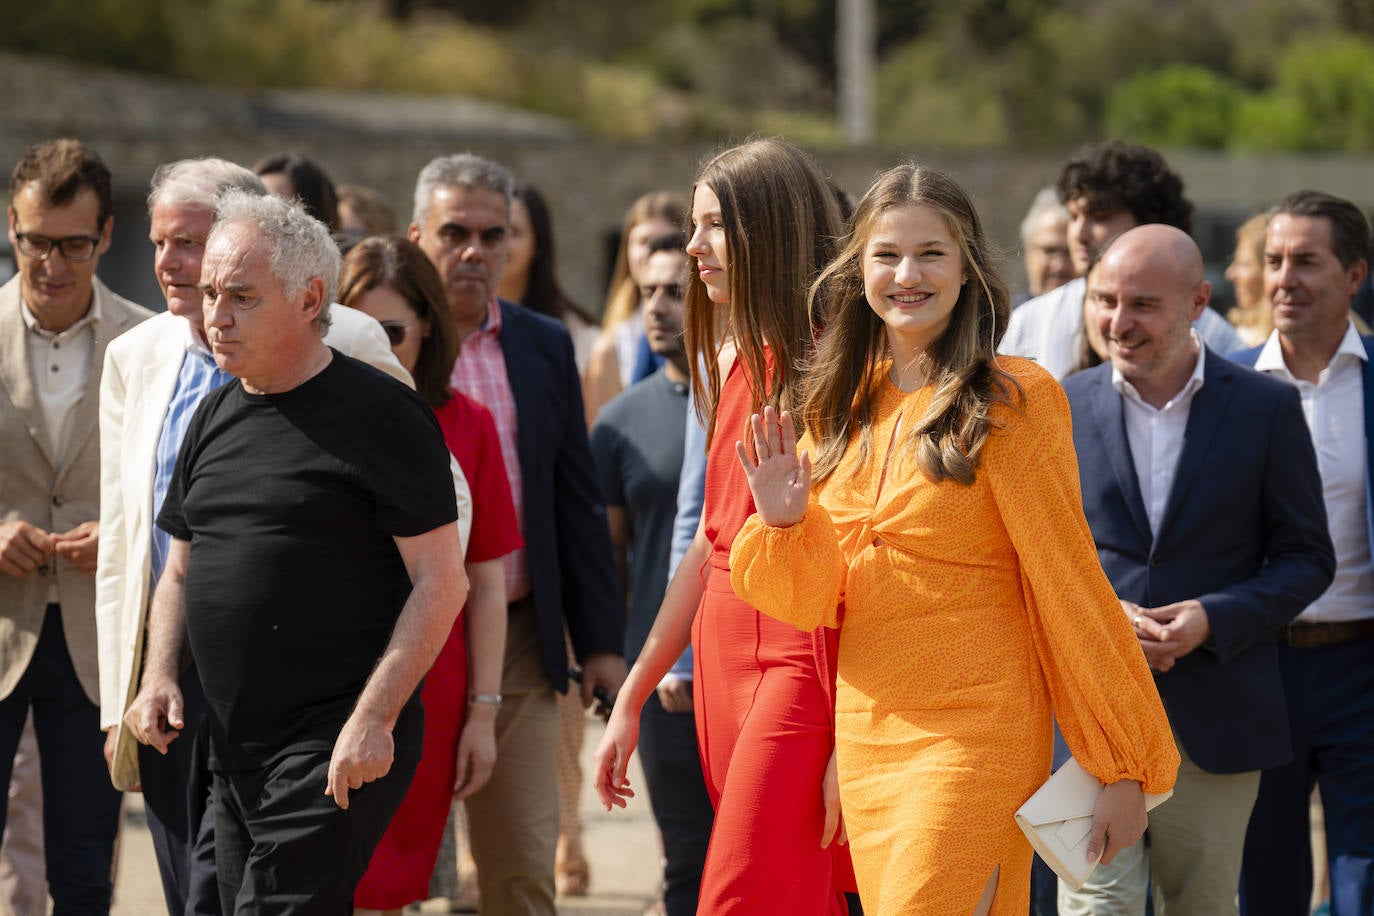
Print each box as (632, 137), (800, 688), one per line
(123, 191), (467, 914)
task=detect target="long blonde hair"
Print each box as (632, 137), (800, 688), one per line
(805, 163), (1020, 485)
(683, 138), (844, 447)
(600, 190), (688, 328)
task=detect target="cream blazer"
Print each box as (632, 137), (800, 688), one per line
(0, 275), (153, 709)
(95, 305), (472, 789)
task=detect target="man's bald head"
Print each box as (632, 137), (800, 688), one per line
(1085, 223), (1210, 407)
(1091, 224), (1205, 292)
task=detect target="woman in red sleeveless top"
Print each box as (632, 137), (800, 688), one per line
(339, 237), (521, 916)
(593, 138), (856, 914)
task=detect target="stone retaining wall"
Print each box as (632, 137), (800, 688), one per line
(3, 51), (1370, 313)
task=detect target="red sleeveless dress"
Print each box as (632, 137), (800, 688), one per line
(354, 393), (522, 909)
(691, 356), (855, 913)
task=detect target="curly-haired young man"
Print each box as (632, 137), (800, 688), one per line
(1002, 140), (1242, 378)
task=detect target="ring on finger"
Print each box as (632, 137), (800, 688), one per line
(1132, 615), (1143, 628)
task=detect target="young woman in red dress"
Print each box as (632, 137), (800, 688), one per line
(593, 138), (857, 914)
(339, 236), (521, 916)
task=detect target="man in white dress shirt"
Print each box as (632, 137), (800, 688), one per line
(1235, 190), (1374, 916)
(95, 158), (470, 915)
(1002, 141), (1241, 377)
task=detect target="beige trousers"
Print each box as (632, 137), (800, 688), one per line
(465, 601), (559, 916)
(1058, 737), (1259, 916)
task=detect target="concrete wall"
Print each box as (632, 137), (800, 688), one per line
(3, 51), (1372, 314)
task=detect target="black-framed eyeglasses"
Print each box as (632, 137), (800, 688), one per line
(641, 282), (684, 302)
(379, 319), (417, 347)
(13, 232), (102, 262)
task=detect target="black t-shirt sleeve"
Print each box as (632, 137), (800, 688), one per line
(364, 387), (459, 537)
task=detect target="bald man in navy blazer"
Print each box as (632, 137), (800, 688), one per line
(1059, 225), (1334, 915)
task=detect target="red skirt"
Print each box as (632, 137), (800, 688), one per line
(354, 614), (469, 908)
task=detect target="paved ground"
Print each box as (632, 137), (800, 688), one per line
(98, 718), (662, 915)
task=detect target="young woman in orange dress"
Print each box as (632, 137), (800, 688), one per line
(728, 164), (1179, 914)
(592, 137), (857, 914)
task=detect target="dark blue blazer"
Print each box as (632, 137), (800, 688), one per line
(1231, 334), (1374, 552)
(1063, 351), (1334, 774)
(496, 300), (622, 688)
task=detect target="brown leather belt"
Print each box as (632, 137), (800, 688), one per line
(1282, 618), (1374, 648)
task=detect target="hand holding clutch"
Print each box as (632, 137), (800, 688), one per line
(1014, 757), (1173, 890)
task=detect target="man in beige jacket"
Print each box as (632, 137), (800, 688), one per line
(0, 139), (153, 912)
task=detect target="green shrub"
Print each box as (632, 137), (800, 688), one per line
(1105, 65), (1240, 149)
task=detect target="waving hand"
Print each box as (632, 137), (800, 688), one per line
(735, 407), (811, 528)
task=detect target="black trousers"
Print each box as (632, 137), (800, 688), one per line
(638, 690), (714, 916)
(139, 662), (221, 915)
(0, 605), (121, 915)
(213, 738), (419, 915)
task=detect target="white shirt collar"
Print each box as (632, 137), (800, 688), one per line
(1254, 319), (1367, 375)
(20, 282), (103, 339)
(182, 316), (215, 359)
(1110, 330), (1206, 406)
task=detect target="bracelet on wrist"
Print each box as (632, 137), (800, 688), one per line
(469, 693), (502, 709)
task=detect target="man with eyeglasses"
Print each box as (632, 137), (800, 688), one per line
(0, 138), (153, 913)
(410, 154), (623, 916)
(95, 157), (471, 916)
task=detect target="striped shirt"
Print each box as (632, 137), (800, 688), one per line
(450, 299), (530, 602)
(151, 328), (234, 583)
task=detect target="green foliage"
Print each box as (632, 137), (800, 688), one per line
(1105, 66), (1240, 149)
(6, 0), (1374, 151)
(1230, 94), (1314, 153)
(875, 38), (1010, 150)
(3, 0), (178, 73)
(1265, 35), (1374, 151)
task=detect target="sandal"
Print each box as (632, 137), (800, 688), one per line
(554, 833), (591, 897)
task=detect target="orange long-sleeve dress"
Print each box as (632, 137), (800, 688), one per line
(693, 356), (855, 914)
(730, 358), (1178, 914)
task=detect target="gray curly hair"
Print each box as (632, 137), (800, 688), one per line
(209, 189), (340, 335)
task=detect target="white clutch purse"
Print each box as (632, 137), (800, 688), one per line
(1014, 757), (1173, 890)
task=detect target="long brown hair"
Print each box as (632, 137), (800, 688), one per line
(805, 163), (1020, 485)
(684, 138), (844, 447)
(338, 235), (460, 409)
(601, 190), (689, 328)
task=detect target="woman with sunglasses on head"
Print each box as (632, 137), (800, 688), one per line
(728, 163), (1178, 913)
(593, 138), (856, 914)
(339, 236), (521, 916)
